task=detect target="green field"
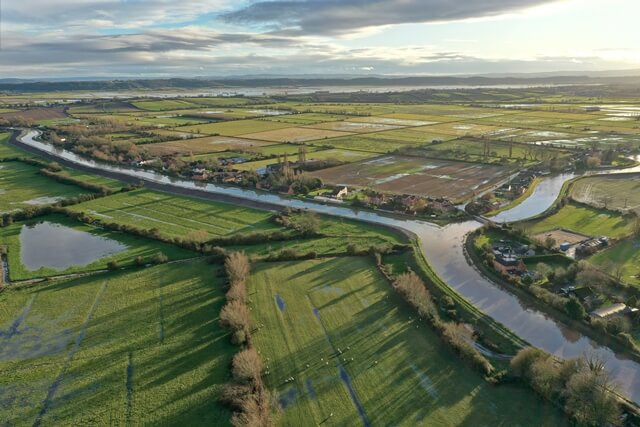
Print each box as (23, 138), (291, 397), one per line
(234, 148), (376, 171)
(131, 99), (202, 111)
(0, 260), (234, 425)
(0, 132), (25, 159)
(525, 203), (635, 239)
(572, 175), (640, 214)
(248, 257), (564, 426)
(0, 214), (195, 281)
(178, 119), (294, 136)
(69, 189), (282, 241)
(590, 239), (640, 286)
(0, 161), (92, 214)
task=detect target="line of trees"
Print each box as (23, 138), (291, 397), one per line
(39, 168), (114, 195)
(385, 265), (494, 377)
(510, 348), (623, 426)
(218, 252), (274, 427)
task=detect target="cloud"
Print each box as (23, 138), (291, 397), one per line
(223, 0), (560, 35)
(4, 0), (231, 30)
(0, 26), (631, 79)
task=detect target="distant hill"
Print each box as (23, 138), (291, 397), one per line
(1, 74), (640, 92)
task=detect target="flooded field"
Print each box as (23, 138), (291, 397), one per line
(20, 221), (127, 271)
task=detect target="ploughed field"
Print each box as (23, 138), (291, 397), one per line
(247, 257), (564, 426)
(312, 155), (510, 200)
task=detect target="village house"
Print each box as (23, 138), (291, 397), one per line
(332, 186), (348, 200)
(191, 167), (210, 180)
(366, 194), (387, 207)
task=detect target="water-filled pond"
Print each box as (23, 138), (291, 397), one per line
(20, 221), (127, 271)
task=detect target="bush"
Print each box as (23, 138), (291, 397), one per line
(510, 347), (547, 379)
(511, 348), (623, 426)
(219, 301), (251, 338)
(232, 347), (263, 385)
(225, 252), (250, 285)
(107, 260), (119, 271)
(151, 252), (169, 264)
(134, 256), (145, 266)
(564, 297), (586, 320)
(441, 322), (493, 376)
(226, 282), (247, 304)
(393, 271), (437, 320)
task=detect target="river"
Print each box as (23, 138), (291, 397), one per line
(12, 129), (640, 403)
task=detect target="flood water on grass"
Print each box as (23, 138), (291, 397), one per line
(275, 294), (286, 312)
(20, 221), (127, 271)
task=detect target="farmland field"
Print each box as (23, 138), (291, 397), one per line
(0, 214), (195, 280)
(234, 148), (376, 171)
(0, 161), (92, 213)
(239, 126), (353, 143)
(590, 239), (640, 286)
(131, 99), (202, 111)
(142, 135), (276, 156)
(306, 120), (402, 133)
(248, 257), (564, 426)
(69, 189), (282, 241)
(178, 119), (294, 136)
(417, 139), (564, 163)
(571, 175), (640, 213)
(262, 113), (354, 125)
(524, 203), (635, 239)
(0, 260), (234, 425)
(312, 155), (510, 200)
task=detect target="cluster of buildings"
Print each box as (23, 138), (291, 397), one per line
(470, 169), (541, 214)
(491, 241), (535, 276)
(363, 192), (456, 216)
(574, 236), (610, 257)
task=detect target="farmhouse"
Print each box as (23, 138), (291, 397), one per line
(191, 167), (210, 180)
(590, 303), (638, 320)
(332, 186), (349, 200)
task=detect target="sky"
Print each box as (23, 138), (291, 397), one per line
(1, 0), (640, 78)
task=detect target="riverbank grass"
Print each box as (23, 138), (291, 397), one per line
(247, 257), (564, 426)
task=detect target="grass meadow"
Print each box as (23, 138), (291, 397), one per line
(572, 175), (640, 214)
(0, 161), (92, 214)
(525, 202), (635, 239)
(0, 260), (234, 425)
(247, 257), (564, 426)
(69, 189), (282, 241)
